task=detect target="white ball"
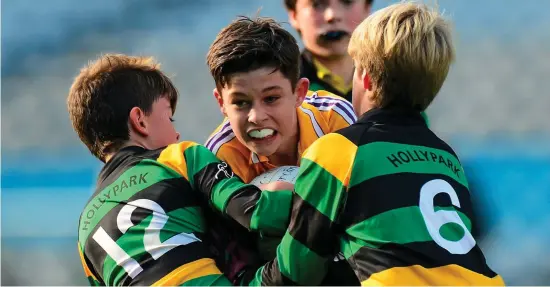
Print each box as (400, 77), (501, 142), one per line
(249, 165), (300, 187)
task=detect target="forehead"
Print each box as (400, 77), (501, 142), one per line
(224, 68), (292, 94)
(153, 96), (174, 111)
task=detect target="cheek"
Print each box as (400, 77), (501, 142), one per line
(298, 12), (322, 35)
(275, 106), (297, 133)
(346, 10), (369, 29)
(227, 112), (247, 137)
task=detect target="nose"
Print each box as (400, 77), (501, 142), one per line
(176, 132), (180, 141)
(324, 2), (343, 23)
(248, 105), (268, 124)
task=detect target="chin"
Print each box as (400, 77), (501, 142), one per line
(247, 144), (277, 157)
(252, 148), (277, 157)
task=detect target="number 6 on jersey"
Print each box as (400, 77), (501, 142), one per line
(419, 179), (476, 255)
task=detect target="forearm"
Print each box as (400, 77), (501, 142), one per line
(185, 145), (292, 235)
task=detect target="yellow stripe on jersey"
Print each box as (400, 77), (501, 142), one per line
(156, 142), (198, 181)
(302, 133), (357, 187)
(361, 264), (506, 286)
(77, 243), (99, 282)
(151, 258), (223, 286)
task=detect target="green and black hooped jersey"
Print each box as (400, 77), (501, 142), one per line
(248, 108), (505, 286)
(77, 142), (293, 286)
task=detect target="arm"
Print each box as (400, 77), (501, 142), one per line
(78, 243), (104, 286)
(245, 133), (357, 286)
(159, 142), (292, 236)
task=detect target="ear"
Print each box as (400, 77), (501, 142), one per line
(128, 107), (149, 137)
(362, 68), (372, 91)
(288, 9), (300, 31)
(213, 88), (226, 116)
(294, 78), (310, 107)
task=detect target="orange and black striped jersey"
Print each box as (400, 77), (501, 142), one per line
(77, 142), (293, 286)
(205, 90), (356, 183)
(248, 108), (505, 286)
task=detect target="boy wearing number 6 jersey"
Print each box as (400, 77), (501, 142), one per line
(245, 3), (505, 286)
(68, 54), (291, 286)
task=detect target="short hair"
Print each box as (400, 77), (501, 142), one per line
(348, 2), (455, 110)
(206, 16), (301, 90)
(67, 54), (178, 162)
(284, 0), (374, 11)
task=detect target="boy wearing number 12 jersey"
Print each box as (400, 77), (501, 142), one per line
(245, 3), (505, 286)
(68, 54), (292, 286)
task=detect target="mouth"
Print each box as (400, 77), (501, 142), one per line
(247, 128), (278, 142)
(319, 30), (349, 42)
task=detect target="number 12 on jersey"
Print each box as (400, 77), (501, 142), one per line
(92, 199), (201, 278)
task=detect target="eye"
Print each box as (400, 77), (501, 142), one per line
(233, 100), (250, 109)
(169, 117), (175, 122)
(341, 0), (355, 5)
(311, 0), (326, 9)
(264, 96), (280, 104)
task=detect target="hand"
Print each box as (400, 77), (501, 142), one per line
(258, 181), (294, 192)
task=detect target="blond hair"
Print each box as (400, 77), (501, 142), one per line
(67, 54), (178, 161)
(348, 1), (455, 110)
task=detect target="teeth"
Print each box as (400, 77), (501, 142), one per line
(249, 129), (275, 139)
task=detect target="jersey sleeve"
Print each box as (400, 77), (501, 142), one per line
(204, 120), (253, 182)
(245, 133), (358, 286)
(213, 144), (253, 183)
(158, 142), (292, 237)
(78, 243), (104, 286)
(308, 90), (357, 132)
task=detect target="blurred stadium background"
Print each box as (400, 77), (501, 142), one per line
(1, 0), (549, 285)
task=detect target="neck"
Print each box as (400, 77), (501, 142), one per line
(268, 132), (300, 167)
(313, 54), (355, 85)
(104, 139), (146, 163)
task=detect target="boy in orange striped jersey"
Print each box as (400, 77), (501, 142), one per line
(205, 16), (356, 184)
(205, 16), (359, 285)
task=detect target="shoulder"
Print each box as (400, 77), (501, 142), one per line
(205, 119), (237, 155)
(301, 90), (356, 125)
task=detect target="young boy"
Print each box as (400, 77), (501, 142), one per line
(68, 54), (293, 286)
(284, 0), (373, 102)
(247, 2), (505, 286)
(205, 16), (356, 184)
(205, 16), (359, 285)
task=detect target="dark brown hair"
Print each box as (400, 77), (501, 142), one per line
(67, 54), (178, 162)
(207, 16), (301, 90)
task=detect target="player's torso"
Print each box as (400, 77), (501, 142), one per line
(206, 90), (356, 183)
(77, 146), (217, 286)
(337, 109), (504, 286)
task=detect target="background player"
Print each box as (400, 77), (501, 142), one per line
(246, 2), (505, 286)
(68, 54), (294, 286)
(284, 0), (373, 102)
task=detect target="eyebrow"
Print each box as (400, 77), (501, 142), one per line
(262, 86), (282, 93)
(229, 86), (283, 98)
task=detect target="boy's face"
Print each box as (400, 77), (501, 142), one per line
(215, 68), (308, 157)
(289, 0), (371, 58)
(140, 96), (180, 149)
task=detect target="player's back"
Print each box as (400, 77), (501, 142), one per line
(336, 108), (504, 285)
(77, 145), (229, 286)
